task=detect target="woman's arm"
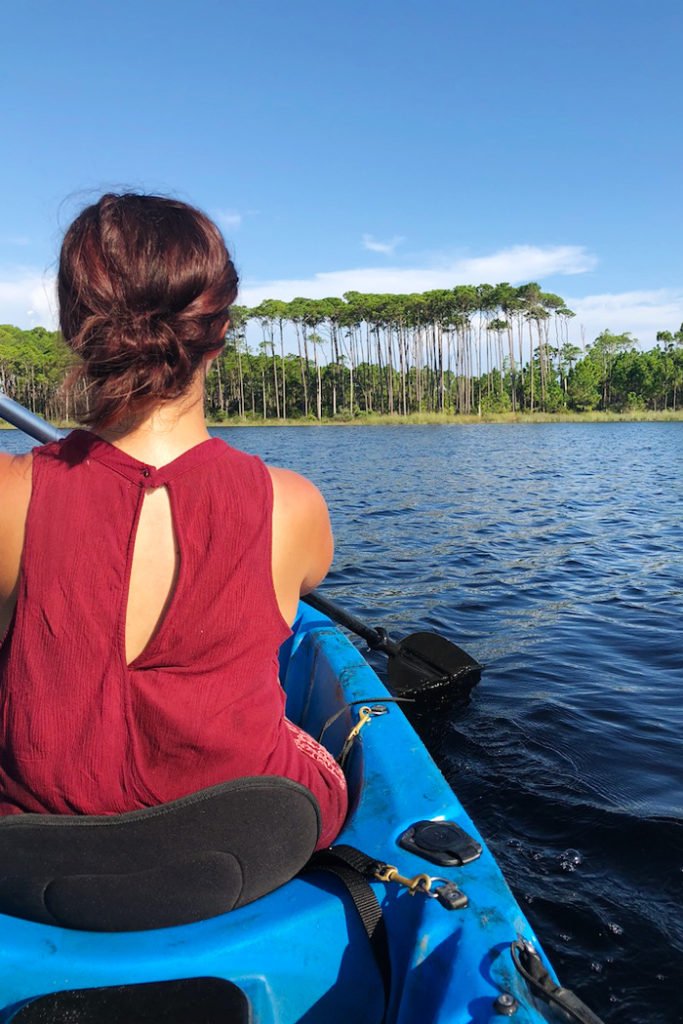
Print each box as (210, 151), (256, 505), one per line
(0, 452), (33, 639)
(268, 466), (334, 626)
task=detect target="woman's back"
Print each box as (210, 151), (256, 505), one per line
(0, 191), (346, 847)
(1, 431), (292, 809)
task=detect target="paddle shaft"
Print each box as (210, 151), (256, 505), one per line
(0, 394), (61, 445)
(303, 591), (481, 695)
(302, 591), (399, 655)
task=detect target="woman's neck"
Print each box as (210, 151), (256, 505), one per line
(91, 376), (211, 467)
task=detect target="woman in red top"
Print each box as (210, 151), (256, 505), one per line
(0, 193), (347, 848)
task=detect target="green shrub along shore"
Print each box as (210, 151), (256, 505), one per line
(3, 410), (683, 431)
(209, 409), (683, 426)
(1, 287), (682, 424)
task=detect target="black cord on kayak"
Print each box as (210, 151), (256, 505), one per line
(510, 940), (606, 1024)
(317, 697), (415, 745)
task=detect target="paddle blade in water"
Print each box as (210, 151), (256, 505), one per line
(387, 631), (481, 696)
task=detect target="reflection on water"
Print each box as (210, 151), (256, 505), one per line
(2, 421), (682, 1022)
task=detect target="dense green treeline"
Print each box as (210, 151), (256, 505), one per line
(2, 282), (683, 422)
(0, 325), (73, 421)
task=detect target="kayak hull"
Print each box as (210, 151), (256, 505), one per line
(0, 602), (554, 1023)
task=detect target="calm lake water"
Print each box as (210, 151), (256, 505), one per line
(2, 422), (682, 1023)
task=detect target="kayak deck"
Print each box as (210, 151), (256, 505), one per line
(0, 602), (554, 1023)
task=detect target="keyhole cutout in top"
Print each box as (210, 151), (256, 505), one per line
(126, 485), (180, 665)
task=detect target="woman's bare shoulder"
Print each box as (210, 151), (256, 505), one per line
(267, 464), (328, 515)
(267, 464), (333, 595)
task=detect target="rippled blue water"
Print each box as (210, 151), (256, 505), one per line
(2, 422), (682, 1022)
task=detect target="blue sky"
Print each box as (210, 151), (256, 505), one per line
(1, 0), (682, 347)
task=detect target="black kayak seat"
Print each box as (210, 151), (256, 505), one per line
(0, 777), (320, 932)
(10, 978), (250, 1024)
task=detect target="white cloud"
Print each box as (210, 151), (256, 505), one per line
(456, 244), (597, 282)
(568, 289), (683, 347)
(362, 233), (405, 255)
(0, 271), (57, 329)
(239, 244), (596, 306)
(213, 209), (242, 230)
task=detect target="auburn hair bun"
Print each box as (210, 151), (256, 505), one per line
(58, 193), (239, 426)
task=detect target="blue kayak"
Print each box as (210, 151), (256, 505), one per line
(0, 600), (601, 1023)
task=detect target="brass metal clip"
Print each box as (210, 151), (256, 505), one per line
(374, 864), (433, 896)
(337, 706), (374, 768)
(345, 706), (372, 743)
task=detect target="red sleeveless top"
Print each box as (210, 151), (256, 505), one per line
(0, 430), (346, 848)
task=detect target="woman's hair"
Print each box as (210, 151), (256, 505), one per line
(58, 192), (239, 426)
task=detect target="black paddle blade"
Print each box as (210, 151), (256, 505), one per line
(387, 631), (481, 696)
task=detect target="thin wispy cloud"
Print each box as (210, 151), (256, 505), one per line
(213, 209), (242, 230)
(0, 235), (30, 247)
(240, 245), (597, 306)
(362, 233), (405, 256)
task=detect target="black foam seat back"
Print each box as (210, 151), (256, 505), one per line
(0, 777), (320, 931)
(11, 978), (249, 1024)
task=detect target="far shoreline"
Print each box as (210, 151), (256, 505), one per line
(2, 410), (682, 430)
(203, 410), (683, 427)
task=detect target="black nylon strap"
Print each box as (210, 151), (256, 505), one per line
(304, 845), (391, 1011)
(317, 843), (384, 878)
